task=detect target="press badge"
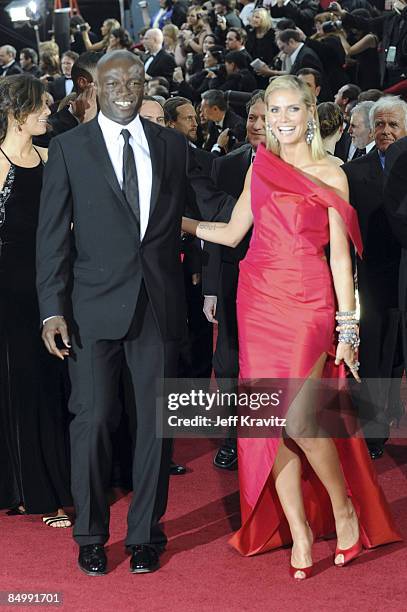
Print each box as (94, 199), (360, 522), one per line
(386, 46), (397, 63)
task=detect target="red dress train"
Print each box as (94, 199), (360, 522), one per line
(230, 145), (401, 556)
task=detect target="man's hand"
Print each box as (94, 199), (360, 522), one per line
(70, 83), (97, 124)
(217, 128), (230, 151)
(173, 66), (184, 83)
(255, 65), (276, 77)
(192, 272), (201, 285)
(295, 27), (307, 42)
(328, 1), (346, 17)
(203, 296), (218, 323)
(42, 316), (71, 360)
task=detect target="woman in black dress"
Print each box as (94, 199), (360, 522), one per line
(0, 75), (72, 528)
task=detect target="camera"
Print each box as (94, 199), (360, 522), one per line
(204, 64), (222, 75)
(321, 19), (342, 33)
(76, 23), (88, 32)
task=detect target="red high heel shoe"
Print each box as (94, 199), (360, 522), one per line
(289, 564), (313, 580)
(290, 524), (313, 580)
(334, 536), (363, 567)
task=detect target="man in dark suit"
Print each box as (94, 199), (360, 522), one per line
(202, 91), (266, 469)
(200, 89), (246, 152)
(0, 45), (22, 77)
(276, 29), (323, 75)
(143, 28), (176, 84)
(48, 51), (79, 103)
(384, 136), (407, 388)
(164, 96), (214, 385)
(343, 96), (407, 460)
(36, 51), (197, 577)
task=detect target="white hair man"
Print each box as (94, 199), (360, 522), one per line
(143, 28), (175, 83)
(0, 45), (22, 77)
(343, 95), (407, 461)
(348, 101), (376, 158)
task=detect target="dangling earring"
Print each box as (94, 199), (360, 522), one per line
(266, 123), (277, 142)
(305, 119), (316, 145)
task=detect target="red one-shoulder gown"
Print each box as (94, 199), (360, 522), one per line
(230, 144), (401, 556)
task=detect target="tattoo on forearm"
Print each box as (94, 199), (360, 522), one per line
(198, 222), (217, 231)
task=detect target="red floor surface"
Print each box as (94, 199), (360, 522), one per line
(0, 437), (406, 612)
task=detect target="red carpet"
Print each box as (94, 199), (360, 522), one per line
(0, 436), (406, 612)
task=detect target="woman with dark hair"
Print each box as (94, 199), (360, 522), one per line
(0, 75), (72, 528)
(344, 9), (381, 90)
(107, 27), (134, 52)
(318, 101), (344, 164)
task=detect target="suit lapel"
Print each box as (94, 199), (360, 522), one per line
(140, 117), (165, 222)
(85, 119), (131, 213)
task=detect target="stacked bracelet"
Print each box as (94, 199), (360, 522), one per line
(335, 310), (360, 350)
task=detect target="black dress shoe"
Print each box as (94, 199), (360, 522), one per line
(170, 460), (186, 475)
(213, 445), (238, 470)
(130, 544), (159, 574)
(78, 544), (107, 576)
(369, 446), (384, 460)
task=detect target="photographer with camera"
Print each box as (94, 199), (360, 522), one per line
(303, 12), (350, 96)
(270, 0), (320, 37)
(173, 45), (227, 103)
(330, 0), (407, 87)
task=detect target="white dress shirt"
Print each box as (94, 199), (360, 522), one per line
(289, 42), (304, 67)
(144, 53), (157, 73)
(98, 111), (152, 240)
(65, 78), (74, 96)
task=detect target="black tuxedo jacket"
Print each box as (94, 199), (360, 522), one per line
(343, 148), (401, 377)
(384, 136), (407, 361)
(1, 61), (22, 76)
(290, 45), (323, 75)
(204, 109), (246, 152)
(48, 76), (71, 102)
(48, 106), (79, 136)
(145, 49), (176, 83)
(202, 143), (252, 295)
(37, 117), (194, 341)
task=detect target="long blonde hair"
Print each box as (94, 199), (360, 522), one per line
(265, 75), (326, 161)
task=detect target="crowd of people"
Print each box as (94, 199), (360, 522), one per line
(0, 0), (406, 580)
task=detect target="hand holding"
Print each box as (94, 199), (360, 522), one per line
(217, 128), (230, 150)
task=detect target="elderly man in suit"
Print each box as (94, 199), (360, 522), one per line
(0, 45), (22, 77)
(343, 95), (407, 460)
(143, 28), (176, 84)
(36, 50), (207, 577)
(384, 136), (407, 390)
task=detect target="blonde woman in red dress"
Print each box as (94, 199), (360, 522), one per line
(182, 75), (400, 580)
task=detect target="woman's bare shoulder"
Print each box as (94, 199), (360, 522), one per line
(35, 146), (48, 162)
(313, 158), (348, 196)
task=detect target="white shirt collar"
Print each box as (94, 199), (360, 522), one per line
(366, 141), (375, 153)
(2, 59), (15, 70)
(289, 42), (304, 66)
(98, 112), (144, 144)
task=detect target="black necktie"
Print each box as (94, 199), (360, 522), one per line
(121, 129), (140, 231)
(353, 147), (366, 160)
